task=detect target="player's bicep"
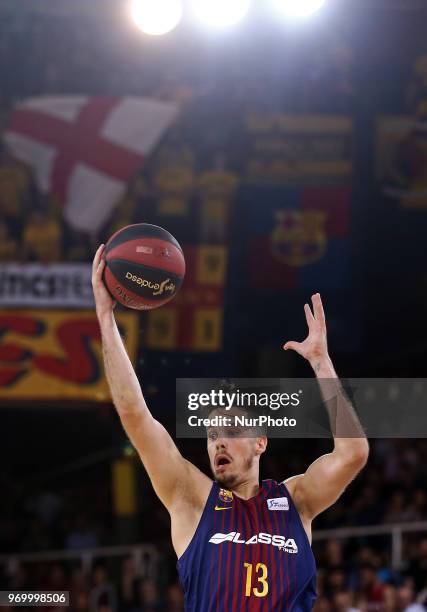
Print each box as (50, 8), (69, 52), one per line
(288, 450), (367, 519)
(120, 411), (204, 509)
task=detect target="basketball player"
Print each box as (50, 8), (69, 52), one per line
(92, 245), (369, 611)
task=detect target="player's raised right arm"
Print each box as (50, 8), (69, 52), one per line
(91, 245), (210, 512)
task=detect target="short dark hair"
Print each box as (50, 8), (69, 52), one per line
(203, 379), (268, 437)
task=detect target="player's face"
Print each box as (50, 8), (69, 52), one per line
(206, 409), (266, 488)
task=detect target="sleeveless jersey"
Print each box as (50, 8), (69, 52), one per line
(177, 479), (317, 611)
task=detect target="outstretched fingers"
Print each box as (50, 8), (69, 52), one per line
(304, 303), (315, 329)
(311, 293), (325, 327)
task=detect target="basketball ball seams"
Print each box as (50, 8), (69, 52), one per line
(105, 223), (182, 254)
(105, 257), (184, 283)
(106, 238), (185, 276)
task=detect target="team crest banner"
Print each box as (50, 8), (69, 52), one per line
(244, 184), (351, 290)
(241, 114), (353, 290)
(0, 310), (138, 401)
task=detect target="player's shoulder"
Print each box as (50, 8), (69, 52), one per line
(280, 474), (305, 503)
(263, 477), (297, 494)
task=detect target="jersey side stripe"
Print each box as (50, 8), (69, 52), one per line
(223, 498), (235, 608)
(232, 497), (242, 609)
(279, 489), (290, 609)
(253, 493), (266, 612)
(270, 485), (283, 609)
(215, 503), (227, 611)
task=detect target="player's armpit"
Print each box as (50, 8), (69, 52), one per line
(285, 445), (368, 520)
(120, 410), (212, 511)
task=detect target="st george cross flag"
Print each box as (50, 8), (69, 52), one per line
(4, 96), (179, 233)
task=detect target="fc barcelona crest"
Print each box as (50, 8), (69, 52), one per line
(271, 209), (327, 267)
(219, 489), (233, 504)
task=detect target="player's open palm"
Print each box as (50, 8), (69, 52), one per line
(283, 293), (328, 365)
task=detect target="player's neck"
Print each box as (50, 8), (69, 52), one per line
(230, 477), (261, 501)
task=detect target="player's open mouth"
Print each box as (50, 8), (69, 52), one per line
(215, 454), (232, 470)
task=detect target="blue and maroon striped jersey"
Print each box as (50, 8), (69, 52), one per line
(177, 479), (317, 611)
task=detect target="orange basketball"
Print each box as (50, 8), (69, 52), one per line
(103, 223), (185, 310)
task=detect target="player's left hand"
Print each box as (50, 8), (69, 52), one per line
(283, 293), (329, 365)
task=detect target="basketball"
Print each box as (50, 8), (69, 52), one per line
(103, 223), (185, 310)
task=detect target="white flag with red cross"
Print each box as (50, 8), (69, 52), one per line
(4, 96), (179, 233)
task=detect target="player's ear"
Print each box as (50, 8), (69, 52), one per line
(255, 436), (268, 455)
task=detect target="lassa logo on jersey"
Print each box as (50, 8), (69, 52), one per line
(209, 532), (298, 554)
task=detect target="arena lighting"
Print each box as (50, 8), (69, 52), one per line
(274, 0), (326, 17)
(131, 0), (183, 36)
(191, 0), (251, 28)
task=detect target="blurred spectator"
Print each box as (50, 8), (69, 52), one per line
(129, 578), (162, 612)
(332, 588), (360, 612)
(152, 146), (195, 216)
(65, 514), (98, 551)
(0, 144), (33, 236)
(74, 591), (90, 612)
(350, 485), (383, 526)
(0, 217), (18, 261)
(357, 564), (386, 610)
(70, 566), (89, 602)
(197, 154), (238, 243)
(89, 564), (117, 612)
(104, 176), (144, 240)
(63, 223), (92, 262)
(119, 555), (140, 610)
(396, 584), (427, 612)
(45, 563), (67, 591)
(28, 489), (62, 527)
(166, 582), (185, 611)
(384, 491), (418, 524)
(22, 208), (61, 263)
(314, 595), (333, 612)
(324, 539), (345, 570)
(408, 538), (427, 592)
(326, 568), (347, 597)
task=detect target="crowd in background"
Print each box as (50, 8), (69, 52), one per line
(0, 5), (367, 269)
(1, 538), (427, 612)
(1, 439), (427, 610)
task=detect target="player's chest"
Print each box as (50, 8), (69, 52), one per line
(208, 490), (299, 554)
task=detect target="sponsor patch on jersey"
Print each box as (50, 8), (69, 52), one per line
(208, 531), (298, 553)
(267, 497), (289, 511)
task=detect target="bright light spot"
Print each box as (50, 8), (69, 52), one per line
(191, 0), (251, 28)
(131, 0), (183, 36)
(274, 0), (326, 17)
